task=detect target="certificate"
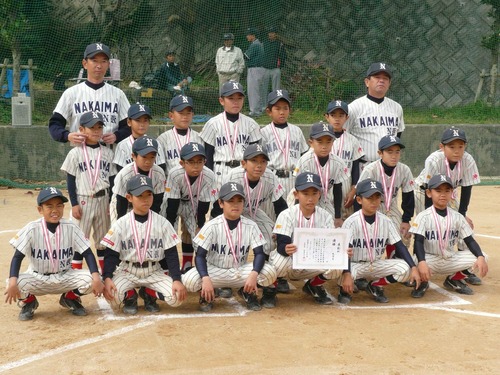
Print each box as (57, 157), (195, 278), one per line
(292, 228), (350, 270)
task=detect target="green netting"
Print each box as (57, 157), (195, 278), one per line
(0, 0), (499, 183)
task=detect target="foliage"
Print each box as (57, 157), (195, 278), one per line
(480, 0), (500, 52)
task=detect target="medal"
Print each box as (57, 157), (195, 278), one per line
(223, 112), (240, 159)
(379, 161), (397, 212)
(222, 217), (242, 268)
(41, 219), (61, 273)
(244, 173), (263, 219)
(360, 211), (378, 264)
(130, 210), (152, 265)
(81, 142), (102, 190)
(431, 206), (451, 258)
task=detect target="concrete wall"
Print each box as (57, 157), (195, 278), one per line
(0, 124), (498, 184)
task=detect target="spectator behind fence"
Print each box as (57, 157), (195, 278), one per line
(262, 26), (287, 92)
(155, 50), (192, 95)
(216, 33), (245, 91)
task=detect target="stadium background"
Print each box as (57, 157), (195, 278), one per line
(0, 0), (498, 184)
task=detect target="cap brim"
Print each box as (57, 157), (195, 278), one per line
(221, 89), (245, 97)
(428, 181), (453, 189)
(380, 142), (405, 150)
(170, 103), (194, 112)
(128, 185), (154, 196)
(367, 70), (392, 79)
(38, 194), (68, 205)
(295, 182), (322, 191)
(86, 51), (110, 59)
(135, 147), (158, 156)
(268, 97), (291, 105)
(244, 152), (269, 161)
(311, 131), (334, 139)
(441, 137), (467, 144)
(358, 188), (383, 198)
(182, 151), (206, 160)
(81, 119), (104, 128)
(129, 113), (152, 119)
(219, 191), (245, 201)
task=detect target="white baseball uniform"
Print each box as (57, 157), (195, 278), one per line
(163, 165), (218, 239)
(182, 215), (276, 291)
(342, 211), (411, 281)
(414, 150), (480, 215)
(156, 128), (203, 175)
(9, 218), (96, 297)
(113, 135), (167, 169)
(294, 150), (350, 218)
(110, 162), (166, 223)
(101, 210), (182, 306)
(358, 160), (414, 227)
(200, 112), (262, 189)
(61, 144), (116, 250)
(269, 205), (342, 281)
(260, 122), (309, 198)
(53, 82), (130, 135)
(332, 131), (365, 219)
(345, 96), (405, 163)
(410, 207), (482, 274)
(223, 166), (284, 254)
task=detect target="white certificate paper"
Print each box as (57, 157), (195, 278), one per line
(292, 228), (350, 270)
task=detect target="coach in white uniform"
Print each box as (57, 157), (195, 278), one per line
(345, 62), (404, 165)
(49, 42), (131, 145)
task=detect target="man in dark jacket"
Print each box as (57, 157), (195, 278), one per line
(155, 51), (192, 94)
(263, 27), (287, 93)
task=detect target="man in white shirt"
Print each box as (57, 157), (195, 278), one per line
(215, 33), (245, 91)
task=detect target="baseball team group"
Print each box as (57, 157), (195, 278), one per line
(4, 41), (488, 321)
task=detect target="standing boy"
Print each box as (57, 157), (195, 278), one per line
(200, 81), (261, 189)
(61, 111), (117, 272)
(324, 100), (364, 219)
(414, 127), (481, 285)
(164, 142), (217, 272)
(157, 95), (203, 175)
(102, 175), (187, 314)
(270, 172), (354, 306)
(183, 182), (277, 312)
(410, 174), (488, 298)
(342, 179), (420, 303)
(5, 188), (103, 320)
(294, 122), (350, 227)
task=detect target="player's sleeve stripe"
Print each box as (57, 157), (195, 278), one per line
(102, 237), (114, 246)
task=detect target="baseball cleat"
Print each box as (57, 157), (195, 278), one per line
(443, 276), (474, 295)
(353, 278), (369, 293)
(59, 293), (87, 316)
(260, 287), (277, 308)
(199, 296), (213, 312)
(122, 291), (139, 315)
(18, 297), (39, 321)
(411, 281), (429, 298)
(464, 273), (482, 286)
(302, 281), (333, 305)
(366, 282), (389, 303)
(337, 286), (352, 304)
(215, 288), (233, 298)
(139, 287), (160, 313)
(276, 278), (291, 293)
(238, 288), (262, 311)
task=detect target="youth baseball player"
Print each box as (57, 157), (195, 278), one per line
(112, 103), (166, 171)
(410, 174), (488, 298)
(157, 95), (203, 175)
(102, 175), (187, 314)
(344, 62), (405, 165)
(5, 188), (103, 320)
(200, 81), (261, 189)
(60, 111), (117, 271)
(342, 179), (420, 303)
(182, 182), (277, 312)
(49, 42), (131, 145)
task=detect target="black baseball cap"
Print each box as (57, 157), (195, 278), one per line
(267, 89), (291, 105)
(441, 127), (467, 144)
(84, 43), (110, 59)
(356, 179), (384, 198)
(310, 122), (334, 139)
(132, 136), (158, 156)
(165, 50), (176, 56)
(378, 135), (405, 150)
(295, 172), (322, 191)
(243, 144), (270, 161)
(326, 100), (348, 115)
(219, 182), (245, 201)
(428, 174), (453, 190)
(80, 111), (104, 127)
(246, 27), (258, 36)
(366, 62), (392, 79)
(37, 187), (69, 206)
(128, 103), (152, 119)
(223, 33), (235, 40)
(127, 175), (154, 196)
(170, 95), (194, 111)
(180, 142), (206, 160)
(220, 81), (245, 97)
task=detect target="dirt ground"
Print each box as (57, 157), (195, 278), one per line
(0, 186), (499, 375)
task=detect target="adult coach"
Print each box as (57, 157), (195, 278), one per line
(49, 43), (131, 145)
(262, 26), (286, 92)
(215, 33), (245, 90)
(244, 27), (265, 117)
(344, 62), (404, 165)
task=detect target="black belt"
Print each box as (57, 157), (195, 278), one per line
(125, 261), (157, 268)
(215, 160), (240, 168)
(275, 169), (291, 178)
(92, 189), (108, 198)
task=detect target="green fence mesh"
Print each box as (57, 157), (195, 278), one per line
(0, 0), (499, 185)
